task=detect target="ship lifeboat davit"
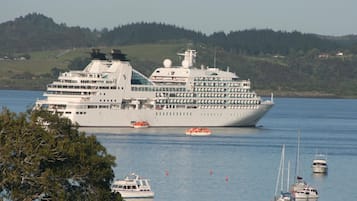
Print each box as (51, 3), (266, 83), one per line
(185, 127), (212, 136)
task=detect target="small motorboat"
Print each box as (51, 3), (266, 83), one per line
(111, 173), (154, 200)
(293, 186), (319, 201)
(131, 121), (150, 128)
(312, 154), (328, 174)
(290, 177), (319, 201)
(185, 127), (212, 136)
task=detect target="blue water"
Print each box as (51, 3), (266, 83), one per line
(1, 90), (357, 201)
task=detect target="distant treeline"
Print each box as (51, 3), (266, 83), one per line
(1, 13), (357, 55)
(2, 13), (357, 97)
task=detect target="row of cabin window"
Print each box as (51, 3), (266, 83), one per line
(156, 99), (260, 104)
(156, 91), (252, 98)
(155, 112), (192, 116)
(195, 88), (249, 93)
(194, 77), (232, 81)
(63, 111), (87, 115)
(48, 85), (123, 90)
(132, 86), (186, 92)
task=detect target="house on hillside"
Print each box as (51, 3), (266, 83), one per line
(336, 51), (344, 56)
(318, 53), (329, 59)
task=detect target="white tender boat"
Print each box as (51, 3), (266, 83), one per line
(111, 173), (154, 200)
(312, 154), (328, 174)
(34, 48), (273, 127)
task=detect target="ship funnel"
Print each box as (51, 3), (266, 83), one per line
(91, 49), (106, 60)
(111, 49), (129, 61)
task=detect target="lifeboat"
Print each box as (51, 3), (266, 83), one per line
(185, 127), (212, 136)
(131, 121), (150, 128)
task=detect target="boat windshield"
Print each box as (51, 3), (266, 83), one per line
(142, 180), (147, 186)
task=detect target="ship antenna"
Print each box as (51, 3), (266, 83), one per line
(213, 48), (217, 68)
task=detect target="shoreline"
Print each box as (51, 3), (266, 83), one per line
(254, 90), (354, 99)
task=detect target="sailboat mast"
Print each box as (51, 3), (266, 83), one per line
(281, 144), (285, 192)
(287, 160), (290, 191)
(294, 130), (301, 182)
(275, 144), (285, 197)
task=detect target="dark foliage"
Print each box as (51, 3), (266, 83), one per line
(208, 29), (340, 55)
(0, 13), (353, 56)
(1, 13), (357, 96)
(100, 22), (206, 45)
(0, 108), (123, 201)
(0, 13), (97, 53)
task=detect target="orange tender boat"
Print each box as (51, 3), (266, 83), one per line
(131, 121), (150, 128)
(185, 127), (212, 136)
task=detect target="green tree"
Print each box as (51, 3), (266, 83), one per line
(0, 108), (122, 201)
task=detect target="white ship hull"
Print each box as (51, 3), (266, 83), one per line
(312, 166), (328, 174)
(60, 103), (272, 127)
(294, 195), (318, 201)
(118, 191), (154, 199)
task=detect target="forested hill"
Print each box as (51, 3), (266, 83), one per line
(208, 30), (340, 55)
(0, 13), (96, 53)
(100, 23), (205, 46)
(1, 13), (357, 55)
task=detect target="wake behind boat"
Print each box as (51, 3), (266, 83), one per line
(34, 48), (273, 127)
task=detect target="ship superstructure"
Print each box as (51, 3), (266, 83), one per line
(35, 49), (273, 127)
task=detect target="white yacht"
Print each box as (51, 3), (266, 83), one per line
(111, 173), (154, 200)
(312, 154), (328, 174)
(290, 177), (319, 201)
(34, 49), (273, 127)
(290, 133), (319, 201)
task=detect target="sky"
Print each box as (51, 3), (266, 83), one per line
(1, 0), (356, 36)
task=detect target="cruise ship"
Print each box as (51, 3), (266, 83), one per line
(34, 49), (274, 127)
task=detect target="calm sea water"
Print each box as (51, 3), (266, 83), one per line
(1, 89), (357, 201)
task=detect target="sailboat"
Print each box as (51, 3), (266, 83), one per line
(290, 132), (319, 201)
(274, 144), (293, 201)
